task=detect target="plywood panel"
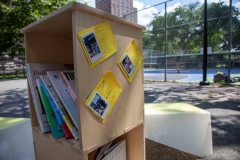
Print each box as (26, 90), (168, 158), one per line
(32, 127), (84, 160)
(28, 87), (38, 127)
(20, 5), (73, 37)
(25, 33), (73, 64)
(20, 2), (145, 35)
(87, 124), (145, 160)
(73, 10), (144, 151)
(114, 124), (145, 160)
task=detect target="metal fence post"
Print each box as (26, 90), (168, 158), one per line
(200, 0), (210, 85)
(164, 1), (168, 82)
(227, 0), (233, 84)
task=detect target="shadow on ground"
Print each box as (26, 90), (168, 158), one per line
(144, 82), (240, 160)
(0, 88), (30, 118)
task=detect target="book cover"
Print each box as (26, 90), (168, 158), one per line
(40, 75), (79, 140)
(25, 63), (74, 133)
(85, 72), (122, 123)
(77, 21), (118, 68)
(101, 140), (126, 160)
(36, 79), (64, 139)
(93, 140), (114, 160)
(59, 70), (76, 103)
(47, 71), (78, 129)
(118, 40), (143, 82)
(40, 75), (73, 139)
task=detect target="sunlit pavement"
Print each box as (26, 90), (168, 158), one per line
(0, 78), (240, 159)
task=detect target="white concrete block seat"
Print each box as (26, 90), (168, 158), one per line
(145, 103), (213, 157)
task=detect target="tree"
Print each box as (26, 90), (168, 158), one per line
(147, 1), (240, 55)
(0, 0), (77, 58)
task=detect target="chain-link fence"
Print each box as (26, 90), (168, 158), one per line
(143, 51), (240, 83)
(143, 0), (240, 84)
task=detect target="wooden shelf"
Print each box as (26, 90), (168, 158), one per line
(21, 2), (145, 160)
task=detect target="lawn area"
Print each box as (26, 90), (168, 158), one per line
(0, 73), (26, 79)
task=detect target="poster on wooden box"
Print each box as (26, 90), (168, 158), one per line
(85, 72), (122, 123)
(118, 40), (143, 82)
(78, 21), (117, 68)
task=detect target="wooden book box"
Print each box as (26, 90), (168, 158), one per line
(20, 2), (145, 160)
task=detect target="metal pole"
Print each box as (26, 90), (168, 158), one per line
(150, 35), (152, 69)
(200, 0), (210, 85)
(164, 2), (167, 82)
(148, 33), (150, 69)
(227, 0), (232, 84)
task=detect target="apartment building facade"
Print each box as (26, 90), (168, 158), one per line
(95, 0), (137, 23)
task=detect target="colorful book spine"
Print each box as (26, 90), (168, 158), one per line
(41, 76), (72, 139)
(40, 75), (79, 140)
(25, 63), (74, 133)
(36, 79), (64, 139)
(47, 71), (79, 134)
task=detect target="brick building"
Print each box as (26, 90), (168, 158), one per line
(95, 0), (137, 23)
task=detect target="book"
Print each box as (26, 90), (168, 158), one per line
(93, 140), (114, 160)
(36, 79), (64, 139)
(25, 63), (74, 133)
(85, 72), (122, 123)
(101, 140), (126, 160)
(40, 75), (73, 139)
(40, 75), (79, 140)
(59, 70), (76, 103)
(47, 71), (78, 129)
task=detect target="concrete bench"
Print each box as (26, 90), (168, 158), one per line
(145, 103), (213, 157)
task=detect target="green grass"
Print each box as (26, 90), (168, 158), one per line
(0, 73), (26, 79)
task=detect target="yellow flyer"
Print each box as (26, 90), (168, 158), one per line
(85, 72), (122, 123)
(77, 21), (118, 68)
(118, 40), (143, 82)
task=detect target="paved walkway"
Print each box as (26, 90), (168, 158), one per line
(0, 79), (239, 159)
(0, 78), (29, 118)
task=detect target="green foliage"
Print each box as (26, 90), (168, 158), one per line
(147, 1), (240, 55)
(0, 0), (76, 57)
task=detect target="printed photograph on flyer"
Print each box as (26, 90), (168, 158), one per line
(81, 31), (103, 64)
(88, 91), (110, 119)
(120, 53), (135, 77)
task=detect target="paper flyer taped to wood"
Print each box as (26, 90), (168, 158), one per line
(78, 21), (117, 68)
(85, 72), (122, 123)
(118, 40), (143, 82)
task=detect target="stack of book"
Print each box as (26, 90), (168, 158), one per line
(26, 63), (78, 140)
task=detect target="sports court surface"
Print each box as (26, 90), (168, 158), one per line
(144, 69), (240, 83)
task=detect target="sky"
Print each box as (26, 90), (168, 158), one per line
(81, 0), (237, 27)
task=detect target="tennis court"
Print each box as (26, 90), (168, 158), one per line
(144, 69), (240, 83)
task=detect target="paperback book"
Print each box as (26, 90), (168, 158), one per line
(59, 70), (76, 103)
(93, 140), (114, 160)
(93, 140), (126, 160)
(25, 63), (74, 133)
(36, 79), (64, 139)
(40, 75), (79, 140)
(102, 140), (126, 160)
(40, 75), (73, 139)
(47, 71), (78, 129)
